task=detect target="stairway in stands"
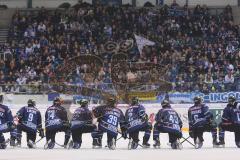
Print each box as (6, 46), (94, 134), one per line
(232, 6), (240, 25)
(0, 28), (8, 44)
(0, 9), (15, 44)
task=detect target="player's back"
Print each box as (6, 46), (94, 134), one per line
(125, 105), (144, 122)
(18, 106), (41, 130)
(159, 108), (181, 124)
(72, 107), (92, 122)
(230, 103), (240, 125)
(0, 104), (13, 132)
(188, 104), (209, 127)
(0, 104), (13, 124)
(45, 105), (67, 129)
(103, 106), (124, 122)
(156, 107), (182, 131)
(97, 106), (124, 135)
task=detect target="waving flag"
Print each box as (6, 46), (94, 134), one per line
(134, 34), (155, 55)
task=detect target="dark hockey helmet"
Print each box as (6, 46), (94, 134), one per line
(107, 97), (116, 107)
(131, 96), (139, 105)
(228, 95), (236, 105)
(193, 96), (202, 105)
(53, 97), (62, 105)
(27, 99), (36, 107)
(78, 99), (88, 107)
(161, 99), (170, 108)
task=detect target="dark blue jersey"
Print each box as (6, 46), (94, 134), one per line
(224, 102), (240, 125)
(16, 106), (42, 132)
(93, 105), (125, 136)
(221, 104), (233, 123)
(0, 104), (13, 132)
(188, 104), (212, 128)
(71, 107), (93, 129)
(155, 106), (182, 132)
(45, 104), (68, 129)
(125, 104), (147, 132)
(231, 107), (240, 125)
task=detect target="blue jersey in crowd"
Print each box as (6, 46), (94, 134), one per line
(0, 104), (14, 133)
(93, 106), (125, 136)
(45, 105), (68, 130)
(17, 106), (42, 132)
(188, 104), (212, 128)
(125, 104), (147, 132)
(71, 107), (93, 130)
(155, 107), (182, 132)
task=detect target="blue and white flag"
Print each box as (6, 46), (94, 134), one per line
(134, 34), (155, 54)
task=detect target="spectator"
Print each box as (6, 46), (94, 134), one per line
(0, 4), (237, 94)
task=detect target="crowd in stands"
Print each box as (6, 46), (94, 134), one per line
(0, 1), (239, 94)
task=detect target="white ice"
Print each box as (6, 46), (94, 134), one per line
(1, 132), (239, 160)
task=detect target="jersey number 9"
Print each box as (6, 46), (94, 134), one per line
(28, 113), (34, 122)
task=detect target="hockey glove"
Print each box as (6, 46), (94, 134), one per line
(39, 128), (45, 138)
(63, 121), (70, 128)
(189, 127), (194, 138)
(139, 111), (148, 122)
(8, 122), (16, 130)
(122, 131), (128, 139)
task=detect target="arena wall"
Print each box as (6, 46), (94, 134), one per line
(0, 0), (238, 8)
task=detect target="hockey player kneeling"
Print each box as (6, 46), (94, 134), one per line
(153, 100), (182, 149)
(70, 99), (97, 149)
(45, 97), (71, 149)
(92, 97), (126, 150)
(218, 96), (240, 148)
(188, 96), (218, 149)
(0, 94), (14, 149)
(10, 99), (44, 148)
(125, 97), (152, 149)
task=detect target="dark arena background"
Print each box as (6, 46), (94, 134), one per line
(0, 0), (240, 160)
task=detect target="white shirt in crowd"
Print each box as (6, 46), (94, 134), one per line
(16, 76), (27, 85)
(224, 74), (234, 83)
(38, 23), (46, 32)
(28, 70), (37, 79)
(25, 46), (33, 54)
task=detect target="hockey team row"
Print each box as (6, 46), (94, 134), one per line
(0, 94), (240, 150)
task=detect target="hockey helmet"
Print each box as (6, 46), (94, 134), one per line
(107, 97), (116, 106)
(131, 96), (139, 105)
(161, 99), (170, 108)
(27, 99), (36, 107)
(193, 96), (202, 105)
(228, 95), (236, 105)
(78, 99), (89, 107)
(53, 97), (63, 105)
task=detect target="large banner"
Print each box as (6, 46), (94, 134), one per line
(197, 92), (240, 103)
(156, 92), (240, 104)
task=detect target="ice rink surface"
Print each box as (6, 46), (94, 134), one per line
(1, 132), (239, 160)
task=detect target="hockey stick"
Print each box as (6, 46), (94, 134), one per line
(180, 136), (195, 147)
(55, 141), (66, 148)
(116, 136), (123, 142)
(34, 137), (45, 145)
